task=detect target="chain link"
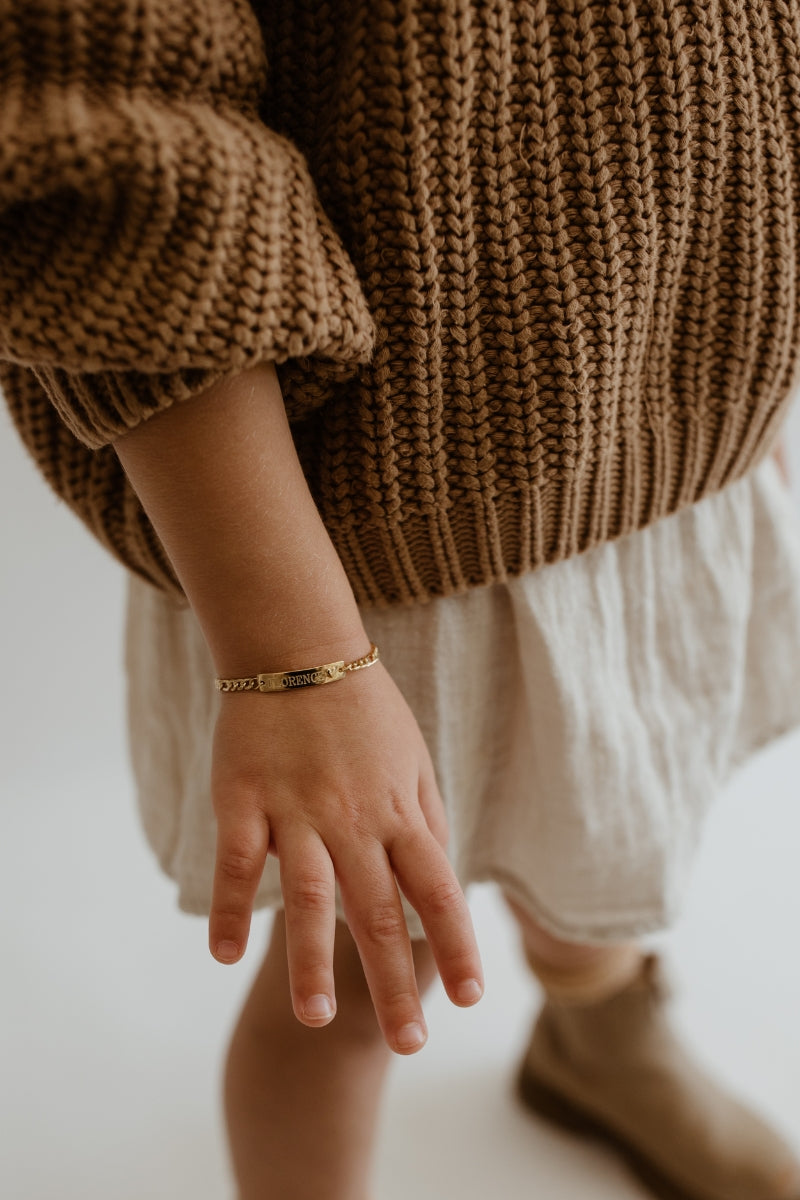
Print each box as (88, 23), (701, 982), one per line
(215, 676), (261, 693)
(342, 644), (380, 672)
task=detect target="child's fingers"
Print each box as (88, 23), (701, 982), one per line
(390, 829), (483, 1008)
(278, 830), (337, 1026)
(336, 845), (428, 1055)
(208, 808), (270, 963)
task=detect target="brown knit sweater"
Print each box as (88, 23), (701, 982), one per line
(2, 0), (800, 609)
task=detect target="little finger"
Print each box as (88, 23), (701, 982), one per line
(390, 830), (483, 1007)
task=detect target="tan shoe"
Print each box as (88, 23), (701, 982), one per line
(516, 952), (800, 1200)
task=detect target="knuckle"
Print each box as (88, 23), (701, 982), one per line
(364, 904), (407, 946)
(340, 784), (413, 836)
(385, 988), (420, 1015)
(218, 848), (260, 886)
(290, 877), (330, 913)
(211, 905), (248, 925)
(385, 786), (412, 824)
(337, 793), (378, 837)
(424, 878), (463, 916)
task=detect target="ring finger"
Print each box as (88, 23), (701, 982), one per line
(335, 842), (428, 1055)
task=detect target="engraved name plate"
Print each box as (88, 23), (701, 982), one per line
(257, 661), (346, 692)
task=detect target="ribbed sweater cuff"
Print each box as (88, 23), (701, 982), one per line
(30, 315), (372, 451)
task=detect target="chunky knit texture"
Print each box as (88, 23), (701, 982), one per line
(3, 0), (800, 607)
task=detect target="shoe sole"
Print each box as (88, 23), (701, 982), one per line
(516, 1065), (710, 1200)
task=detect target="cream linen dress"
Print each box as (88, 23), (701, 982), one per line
(123, 455), (800, 944)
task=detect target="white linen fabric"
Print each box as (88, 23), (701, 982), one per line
(123, 455), (800, 943)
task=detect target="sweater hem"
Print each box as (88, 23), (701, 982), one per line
(337, 403), (784, 611)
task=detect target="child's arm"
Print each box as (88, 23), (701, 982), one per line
(112, 362), (483, 1053)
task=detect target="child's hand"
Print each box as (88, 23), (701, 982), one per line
(207, 658), (484, 1054)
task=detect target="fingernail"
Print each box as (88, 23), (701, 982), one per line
(303, 994), (334, 1021)
(214, 940), (240, 963)
(455, 978), (483, 1004)
(396, 1022), (427, 1051)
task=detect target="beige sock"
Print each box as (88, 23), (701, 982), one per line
(525, 942), (645, 1005)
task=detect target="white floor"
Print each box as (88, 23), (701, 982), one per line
(2, 400), (800, 1199)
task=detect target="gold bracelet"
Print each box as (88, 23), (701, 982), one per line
(215, 642), (379, 693)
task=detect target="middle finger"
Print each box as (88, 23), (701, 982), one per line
(279, 828), (338, 1026)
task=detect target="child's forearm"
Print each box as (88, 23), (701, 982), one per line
(112, 362), (368, 675)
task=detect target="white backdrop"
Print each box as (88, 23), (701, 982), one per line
(2, 391), (800, 1200)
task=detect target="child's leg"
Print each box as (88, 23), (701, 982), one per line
(223, 909), (438, 1200)
(504, 894), (644, 1001)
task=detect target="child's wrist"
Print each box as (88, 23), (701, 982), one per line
(195, 570), (368, 679)
(208, 622), (372, 682)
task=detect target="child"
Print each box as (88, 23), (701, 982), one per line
(3, 2), (800, 1198)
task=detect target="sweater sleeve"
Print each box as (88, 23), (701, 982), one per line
(0, 0), (376, 451)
